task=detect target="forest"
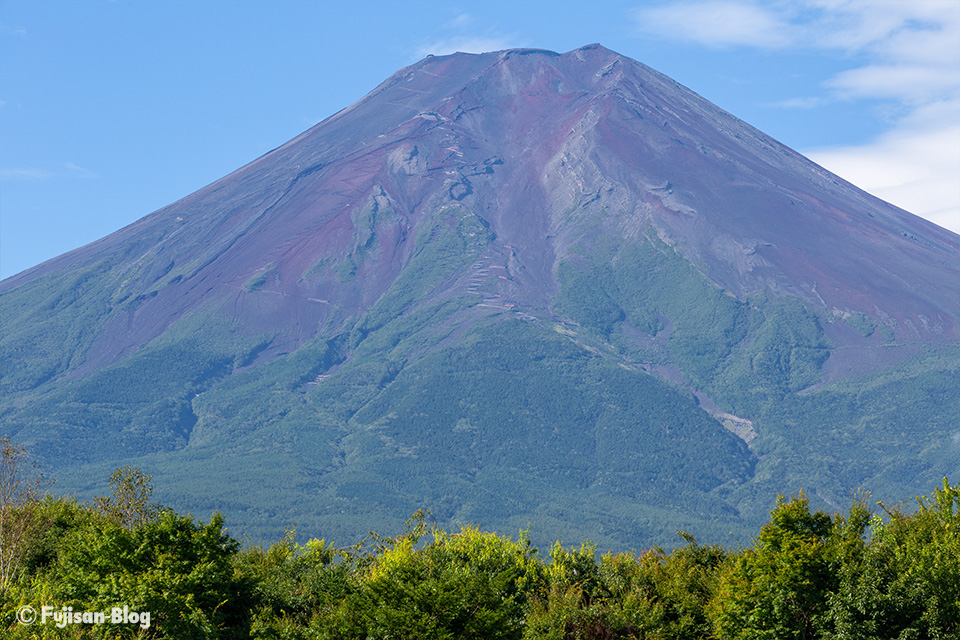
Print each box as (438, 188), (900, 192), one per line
(1, 438), (957, 639)
(3, 221), (956, 552)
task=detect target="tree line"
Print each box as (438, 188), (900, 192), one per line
(1, 437), (957, 639)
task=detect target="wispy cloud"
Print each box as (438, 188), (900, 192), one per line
(0, 168), (53, 181)
(0, 162), (99, 182)
(807, 103), (960, 231)
(444, 13), (474, 30)
(413, 12), (521, 60)
(635, 1), (792, 48)
(0, 22), (26, 37)
(64, 162), (99, 179)
(633, 0), (960, 232)
(826, 65), (960, 104)
(633, 0), (960, 59)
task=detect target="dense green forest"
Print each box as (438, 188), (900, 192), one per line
(3, 223), (956, 553)
(1, 439), (957, 639)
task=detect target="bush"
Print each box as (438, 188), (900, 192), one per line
(238, 530), (353, 639)
(709, 491), (870, 640)
(348, 524), (540, 640)
(829, 478), (960, 639)
(45, 510), (252, 639)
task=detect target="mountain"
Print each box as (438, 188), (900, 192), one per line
(2, 44), (957, 549)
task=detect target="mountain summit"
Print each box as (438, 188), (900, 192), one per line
(2, 45), (957, 548)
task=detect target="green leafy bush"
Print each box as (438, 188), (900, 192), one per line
(346, 524), (540, 640)
(829, 478), (960, 639)
(44, 511), (251, 639)
(709, 491), (870, 640)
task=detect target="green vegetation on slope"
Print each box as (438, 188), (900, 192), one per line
(1, 210), (955, 556)
(553, 231), (957, 528)
(350, 204), (493, 341)
(0, 259), (118, 394)
(339, 319), (752, 527)
(555, 233), (830, 402)
(2, 310), (272, 463)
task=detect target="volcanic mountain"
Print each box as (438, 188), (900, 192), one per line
(2, 44), (957, 548)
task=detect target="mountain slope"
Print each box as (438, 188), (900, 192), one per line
(2, 44), (957, 549)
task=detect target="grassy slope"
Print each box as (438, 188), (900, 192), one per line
(554, 232), (958, 525)
(1, 210), (956, 552)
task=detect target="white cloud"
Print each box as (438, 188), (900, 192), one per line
(64, 162), (99, 179)
(413, 12), (521, 60)
(634, 0), (960, 60)
(634, 1), (793, 48)
(445, 13), (474, 29)
(807, 101), (960, 232)
(633, 0), (960, 232)
(0, 168), (52, 180)
(0, 163), (99, 182)
(826, 65), (960, 103)
(0, 22), (26, 37)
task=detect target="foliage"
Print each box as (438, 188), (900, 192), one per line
(351, 205), (493, 341)
(93, 465), (163, 529)
(239, 530), (353, 639)
(334, 317), (754, 550)
(556, 261), (624, 337)
(348, 525), (541, 639)
(0, 456), (956, 639)
(0, 437), (49, 588)
(0, 224), (955, 602)
(45, 510), (251, 639)
(829, 478), (960, 639)
(709, 491), (871, 640)
(841, 311), (877, 338)
(525, 535), (726, 639)
(0, 259), (118, 394)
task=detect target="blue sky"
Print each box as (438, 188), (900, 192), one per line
(2, 0), (958, 278)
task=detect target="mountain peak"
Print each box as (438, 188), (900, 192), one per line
(2, 44), (956, 550)
(4, 44), (955, 358)
(5, 44), (955, 351)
